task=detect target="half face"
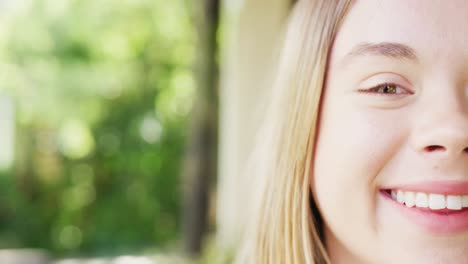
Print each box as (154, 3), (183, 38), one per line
(312, 1), (468, 263)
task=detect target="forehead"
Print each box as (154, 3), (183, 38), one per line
(329, 0), (468, 67)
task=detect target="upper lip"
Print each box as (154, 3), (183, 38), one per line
(382, 180), (468, 195)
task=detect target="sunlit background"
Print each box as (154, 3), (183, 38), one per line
(0, 0), (291, 263)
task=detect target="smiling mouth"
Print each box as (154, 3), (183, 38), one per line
(380, 183), (468, 233)
(383, 189), (468, 211)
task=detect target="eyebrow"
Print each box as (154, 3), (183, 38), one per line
(339, 42), (419, 66)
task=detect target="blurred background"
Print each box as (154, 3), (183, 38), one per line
(0, 0), (291, 263)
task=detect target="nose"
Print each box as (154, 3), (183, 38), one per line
(410, 108), (468, 158)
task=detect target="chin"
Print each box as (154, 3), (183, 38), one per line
(387, 244), (468, 264)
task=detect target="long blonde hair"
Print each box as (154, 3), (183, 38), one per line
(236, 1), (351, 263)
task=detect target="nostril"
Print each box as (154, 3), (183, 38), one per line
(465, 147), (468, 154)
(425, 145), (446, 152)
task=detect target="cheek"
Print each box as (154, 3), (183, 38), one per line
(313, 104), (408, 202)
(311, 101), (409, 256)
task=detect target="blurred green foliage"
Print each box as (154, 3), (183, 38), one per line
(0, 0), (196, 257)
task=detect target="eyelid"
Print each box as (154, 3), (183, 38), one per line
(356, 72), (415, 96)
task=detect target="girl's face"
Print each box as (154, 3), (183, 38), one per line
(313, 1), (468, 263)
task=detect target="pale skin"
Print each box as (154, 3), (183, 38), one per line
(312, 1), (468, 263)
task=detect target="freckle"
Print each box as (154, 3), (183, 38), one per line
(433, 165), (439, 170)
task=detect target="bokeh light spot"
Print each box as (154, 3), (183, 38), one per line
(59, 120), (95, 159)
(58, 225), (82, 250)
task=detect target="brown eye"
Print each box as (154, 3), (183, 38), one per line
(379, 84), (397, 94)
(357, 82), (413, 96)
(364, 83), (410, 95)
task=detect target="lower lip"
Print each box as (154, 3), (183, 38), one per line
(380, 190), (468, 234)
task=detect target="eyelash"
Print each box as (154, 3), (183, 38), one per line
(357, 82), (413, 95)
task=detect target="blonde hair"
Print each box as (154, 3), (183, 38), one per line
(236, 1), (352, 263)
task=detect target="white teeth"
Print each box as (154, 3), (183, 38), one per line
(429, 194), (445, 210)
(463, 196), (468, 207)
(397, 190), (405, 204)
(404, 192), (415, 207)
(389, 190), (468, 210)
(446, 195), (462, 210)
(415, 192), (428, 208)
